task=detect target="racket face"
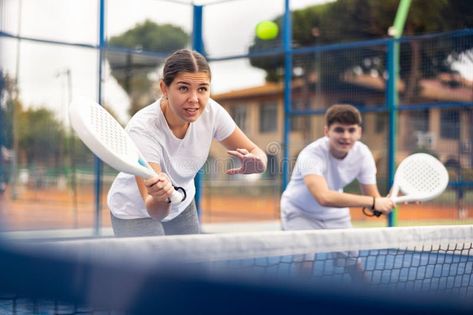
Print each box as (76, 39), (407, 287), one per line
(394, 153), (449, 202)
(69, 98), (154, 178)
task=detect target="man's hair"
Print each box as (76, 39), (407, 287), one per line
(324, 104), (362, 127)
(161, 49), (211, 86)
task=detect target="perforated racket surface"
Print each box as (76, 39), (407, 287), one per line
(391, 153), (449, 203)
(367, 153), (449, 217)
(69, 98), (185, 204)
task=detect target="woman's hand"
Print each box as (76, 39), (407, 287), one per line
(143, 173), (174, 203)
(225, 148), (266, 175)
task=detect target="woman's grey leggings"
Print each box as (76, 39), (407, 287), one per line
(110, 201), (200, 237)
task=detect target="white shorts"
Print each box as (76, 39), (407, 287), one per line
(281, 211), (352, 231)
(281, 211), (358, 267)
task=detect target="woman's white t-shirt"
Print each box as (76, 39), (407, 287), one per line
(281, 137), (377, 221)
(107, 98), (236, 221)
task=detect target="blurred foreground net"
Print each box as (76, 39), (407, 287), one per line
(0, 225), (472, 314)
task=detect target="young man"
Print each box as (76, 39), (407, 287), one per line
(280, 104), (394, 282)
(281, 104), (393, 230)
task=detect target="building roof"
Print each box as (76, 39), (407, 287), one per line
(212, 82), (284, 101)
(212, 72), (473, 103)
(343, 72), (473, 102)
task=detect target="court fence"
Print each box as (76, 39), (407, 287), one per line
(0, 1), (472, 232)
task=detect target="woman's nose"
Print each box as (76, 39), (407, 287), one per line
(189, 90), (198, 102)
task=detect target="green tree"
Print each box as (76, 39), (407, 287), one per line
(108, 20), (189, 116)
(18, 107), (65, 168)
(249, 0), (473, 95)
(1, 73), (15, 150)
(0, 71), (8, 188)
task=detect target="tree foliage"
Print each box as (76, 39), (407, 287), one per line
(109, 20), (189, 53)
(0, 73), (16, 150)
(17, 107), (65, 167)
(249, 0), (473, 89)
(108, 20), (189, 116)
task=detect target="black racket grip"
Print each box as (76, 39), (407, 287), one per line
(174, 186), (187, 202)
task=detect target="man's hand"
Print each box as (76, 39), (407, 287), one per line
(373, 197), (395, 215)
(364, 196), (395, 217)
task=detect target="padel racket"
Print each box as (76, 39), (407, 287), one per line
(367, 153), (449, 217)
(389, 153), (449, 204)
(69, 98), (186, 204)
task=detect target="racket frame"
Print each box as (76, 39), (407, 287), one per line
(69, 98), (185, 204)
(390, 153), (449, 204)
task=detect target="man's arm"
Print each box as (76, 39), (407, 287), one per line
(304, 174), (374, 208)
(360, 183), (382, 198)
(304, 175), (393, 212)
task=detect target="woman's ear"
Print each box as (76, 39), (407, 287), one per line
(323, 125), (329, 136)
(159, 80), (167, 98)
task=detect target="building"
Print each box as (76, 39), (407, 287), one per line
(209, 74), (473, 182)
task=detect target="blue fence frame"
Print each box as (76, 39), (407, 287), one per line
(1, 0), (472, 232)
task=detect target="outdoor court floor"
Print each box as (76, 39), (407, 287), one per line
(0, 187), (472, 239)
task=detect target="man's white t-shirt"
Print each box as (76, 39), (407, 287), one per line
(107, 98), (236, 221)
(281, 137), (377, 221)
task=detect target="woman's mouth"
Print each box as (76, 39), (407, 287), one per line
(185, 108), (199, 114)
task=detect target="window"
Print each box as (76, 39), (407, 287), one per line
(440, 110), (460, 139)
(229, 105), (247, 133)
(259, 102), (277, 133)
(409, 109), (429, 132)
(375, 112), (387, 133)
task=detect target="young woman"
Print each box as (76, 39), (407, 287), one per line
(108, 49), (267, 237)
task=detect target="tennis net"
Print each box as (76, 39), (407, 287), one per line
(0, 225), (472, 314)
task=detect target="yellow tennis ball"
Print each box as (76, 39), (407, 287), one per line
(255, 21), (279, 40)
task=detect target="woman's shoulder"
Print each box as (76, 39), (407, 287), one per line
(134, 100), (159, 117)
(206, 98), (223, 111)
(200, 98), (227, 120)
(126, 100), (160, 130)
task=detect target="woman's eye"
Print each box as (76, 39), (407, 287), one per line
(178, 86), (188, 92)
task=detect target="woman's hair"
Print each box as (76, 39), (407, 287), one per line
(161, 49), (211, 86)
(324, 104), (362, 127)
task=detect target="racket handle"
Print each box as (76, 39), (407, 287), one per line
(169, 186), (186, 204)
(391, 195), (421, 203)
(141, 164), (186, 204)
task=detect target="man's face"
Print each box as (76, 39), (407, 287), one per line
(324, 122), (361, 159)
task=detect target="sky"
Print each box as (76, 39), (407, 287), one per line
(1, 0), (332, 123)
